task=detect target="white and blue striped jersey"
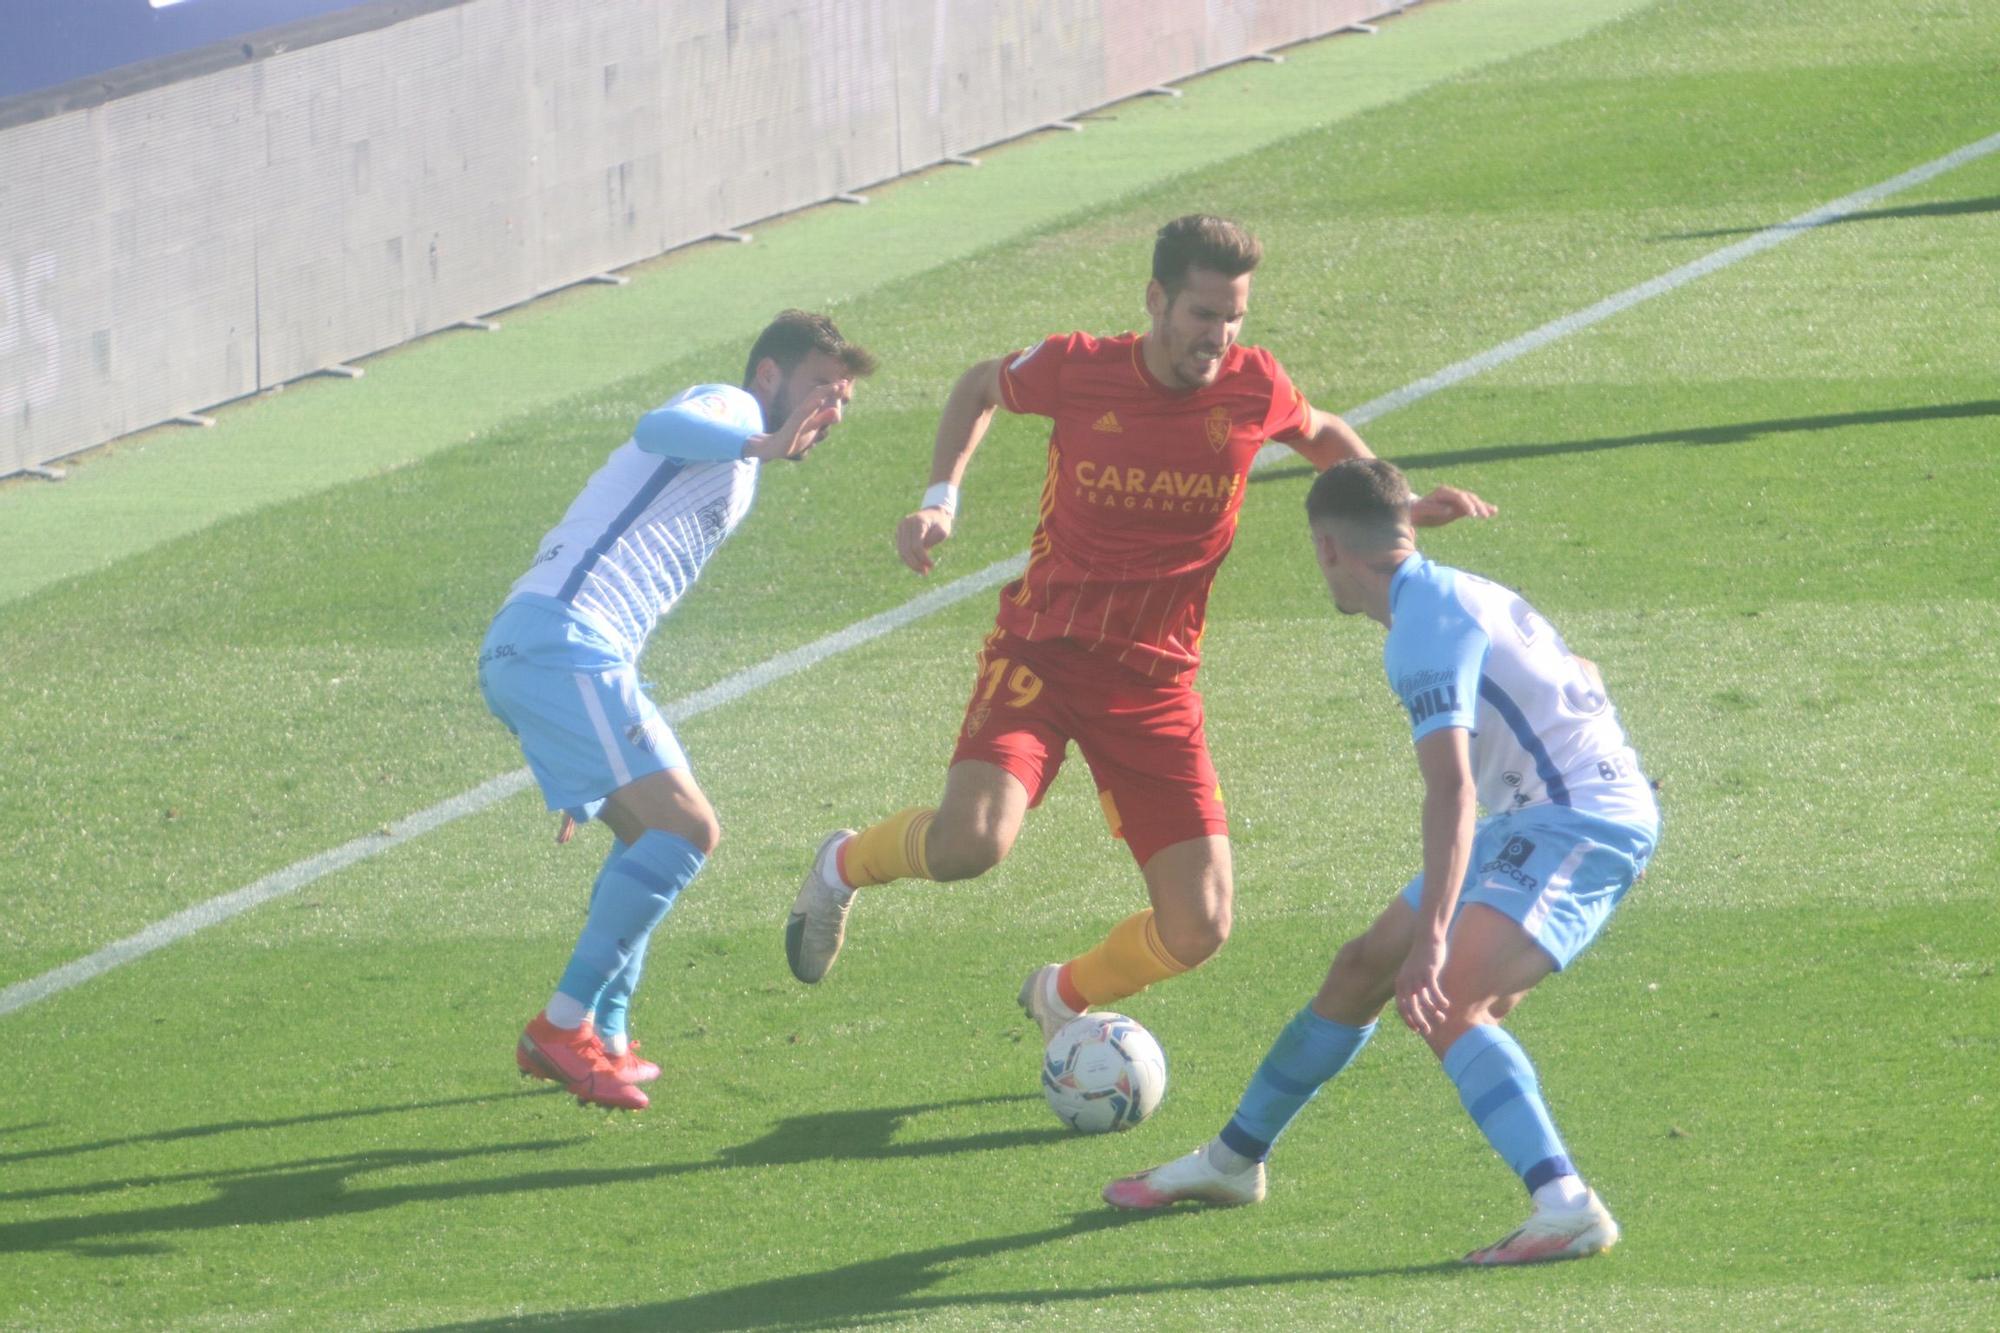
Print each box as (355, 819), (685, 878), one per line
(502, 383), (765, 659)
(1383, 555), (1656, 828)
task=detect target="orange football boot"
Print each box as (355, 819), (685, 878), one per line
(603, 1041), (661, 1085)
(516, 1015), (649, 1110)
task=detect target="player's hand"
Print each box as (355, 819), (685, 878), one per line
(1395, 938), (1451, 1036)
(896, 506), (954, 575)
(1410, 484), (1497, 527)
(746, 383), (847, 462)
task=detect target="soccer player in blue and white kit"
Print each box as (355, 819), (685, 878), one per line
(480, 310), (874, 1110)
(1105, 458), (1661, 1266)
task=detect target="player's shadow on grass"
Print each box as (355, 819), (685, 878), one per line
(1251, 399), (2000, 481)
(707, 1093), (1058, 1169)
(0, 1089), (547, 1167)
(0, 1094), (1056, 1255)
(424, 1210), (1467, 1332)
(1658, 193), (2000, 240)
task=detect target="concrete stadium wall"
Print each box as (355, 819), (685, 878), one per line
(0, 0), (1410, 479)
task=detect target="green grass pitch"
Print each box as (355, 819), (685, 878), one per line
(2, 0), (1996, 1327)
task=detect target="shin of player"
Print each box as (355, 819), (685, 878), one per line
(482, 311), (875, 1110)
(785, 217), (1492, 1033)
(1106, 459), (1658, 1268)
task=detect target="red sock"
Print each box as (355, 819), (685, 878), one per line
(1055, 963), (1088, 1013)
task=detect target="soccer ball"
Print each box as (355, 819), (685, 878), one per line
(1041, 1012), (1167, 1133)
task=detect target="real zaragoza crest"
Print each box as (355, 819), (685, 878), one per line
(1204, 405), (1231, 451)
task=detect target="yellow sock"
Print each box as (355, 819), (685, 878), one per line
(1064, 910), (1191, 1006)
(840, 807), (936, 887)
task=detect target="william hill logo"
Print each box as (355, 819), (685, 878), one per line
(1092, 411), (1123, 433)
(1407, 684), (1459, 725)
(1073, 459), (1240, 514)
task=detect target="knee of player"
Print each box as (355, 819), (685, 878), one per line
(1329, 932), (1385, 985)
(680, 809), (723, 856)
(1420, 1007), (1496, 1059)
(1159, 905), (1230, 968)
(1422, 993), (1509, 1055)
(1319, 933), (1391, 1007)
(1434, 964), (1510, 1021)
(1330, 932), (1368, 973)
(1206, 901), (1234, 951)
(926, 824), (1010, 881)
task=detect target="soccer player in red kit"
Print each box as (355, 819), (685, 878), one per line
(785, 215), (1494, 1032)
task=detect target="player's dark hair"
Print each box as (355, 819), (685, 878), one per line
(742, 309), (878, 387)
(1152, 214), (1263, 298)
(1306, 458), (1412, 541)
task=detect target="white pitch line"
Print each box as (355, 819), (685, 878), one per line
(1257, 126), (2000, 464)
(0, 558), (1025, 1020)
(5, 127), (1996, 1020)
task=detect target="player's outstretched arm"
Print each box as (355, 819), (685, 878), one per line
(897, 357), (1007, 575)
(1409, 484), (1498, 527)
(1286, 405), (1376, 471)
(743, 384), (848, 462)
(1399, 727), (1478, 1035)
(1287, 405), (1497, 527)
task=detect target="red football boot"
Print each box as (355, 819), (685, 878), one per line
(603, 1040), (661, 1085)
(516, 1015), (649, 1110)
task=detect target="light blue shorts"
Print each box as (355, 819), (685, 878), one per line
(478, 599), (687, 823)
(1399, 805), (1658, 971)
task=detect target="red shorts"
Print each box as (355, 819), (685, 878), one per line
(951, 629), (1227, 867)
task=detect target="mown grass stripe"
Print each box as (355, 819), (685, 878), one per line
(5, 125), (1994, 1021)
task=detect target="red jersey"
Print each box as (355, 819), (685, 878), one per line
(993, 330), (1311, 682)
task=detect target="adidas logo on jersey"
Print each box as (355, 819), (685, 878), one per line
(1092, 411), (1123, 433)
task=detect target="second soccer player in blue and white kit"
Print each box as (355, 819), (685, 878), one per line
(1106, 458), (1661, 1266)
(480, 310), (875, 1110)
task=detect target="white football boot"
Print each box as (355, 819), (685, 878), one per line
(785, 830), (856, 984)
(1018, 963), (1080, 1042)
(1462, 1189), (1620, 1265)
(1102, 1145), (1267, 1210)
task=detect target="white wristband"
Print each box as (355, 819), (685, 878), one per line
(922, 482), (960, 517)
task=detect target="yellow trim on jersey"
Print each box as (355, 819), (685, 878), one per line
(1009, 443), (1063, 612)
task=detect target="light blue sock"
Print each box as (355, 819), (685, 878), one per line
(586, 838), (644, 1040)
(593, 934), (649, 1045)
(555, 829), (704, 1012)
(1218, 1007), (1376, 1161)
(1443, 1024), (1576, 1194)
